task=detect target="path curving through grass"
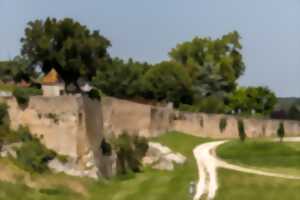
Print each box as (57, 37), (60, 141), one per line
(193, 138), (300, 200)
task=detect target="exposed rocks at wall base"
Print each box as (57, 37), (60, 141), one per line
(142, 142), (186, 171)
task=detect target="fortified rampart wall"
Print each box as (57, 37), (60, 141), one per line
(102, 97), (300, 139)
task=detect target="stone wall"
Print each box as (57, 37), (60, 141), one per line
(102, 97), (172, 138)
(1, 95), (109, 178)
(102, 97), (300, 138)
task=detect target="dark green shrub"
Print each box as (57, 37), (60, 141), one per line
(101, 138), (112, 156)
(277, 122), (285, 142)
(237, 119), (246, 142)
(0, 103), (8, 125)
(133, 135), (149, 160)
(0, 126), (32, 145)
(113, 132), (148, 174)
(219, 117), (227, 133)
(13, 88), (29, 106)
(88, 88), (102, 101)
(16, 138), (56, 173)
(14, 126), (33, 142)
(13, 87), (42, 107)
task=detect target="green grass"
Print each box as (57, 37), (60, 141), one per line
(0, 132), (210, 200)
(216, 168), (300, 200)
(88, 132), (211, 200)
(0, 181), (78, 200)
(217, 140), (300, 175)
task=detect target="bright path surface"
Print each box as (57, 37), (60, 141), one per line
(193, 138), (300, 200)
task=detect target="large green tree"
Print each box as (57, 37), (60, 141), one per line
(141, 61), (192, 106)
(169, 31), (245, 99)
(92, 58), (149, 98)
(227, 86), (277, 115)
(21, 17), (111, 90)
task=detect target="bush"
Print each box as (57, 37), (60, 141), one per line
(113, 132), (148, 174)
(16, 138), (56, 173)
(219, 117), (227, 133)
(88, 88), (102, 101)
(0, 103), (8, 125)
(101, 139), (112, 156)
(0, 126), (32, 145)
(13, 88), (29, 106)
(277, 122), (285, 142)
(237, 119), (246, 142)
(13, 87), (42, 107)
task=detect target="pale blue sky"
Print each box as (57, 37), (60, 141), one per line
(1, 0), (300, 97)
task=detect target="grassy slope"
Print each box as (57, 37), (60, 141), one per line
(0, 182), (78, 200)
(88, 132), (211, 200)
(0, 132), (210, 200)
(216, 168), (300, 200)
(217, 140), (300, 175)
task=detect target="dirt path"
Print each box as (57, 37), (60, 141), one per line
(193, 139), (300, 200)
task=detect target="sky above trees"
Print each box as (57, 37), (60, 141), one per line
(1, 0), (300, 97)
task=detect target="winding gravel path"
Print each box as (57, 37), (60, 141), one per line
(193, 139), (300, 200)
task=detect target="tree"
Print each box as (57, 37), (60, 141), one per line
(237, 119), (246, 142)
(169, 31), (245, 99)
(21, 17), (111, 91)
(141, 61), (192, 106)
(92, 58), (148, 98)
(0, 56), (37, 83)
(227, 86), (277, 115)
(288, 103), (300, 120)
(277, 122), (285, 142)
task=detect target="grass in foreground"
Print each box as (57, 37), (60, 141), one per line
(0, 132), (210, 200)
(216, 168), (300, 200)
(88, 132), (211, 200)
(217, 139), (300, 175)
(0, 181), (78, 200)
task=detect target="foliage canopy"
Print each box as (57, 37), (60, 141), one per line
(21, 17), (111, 90)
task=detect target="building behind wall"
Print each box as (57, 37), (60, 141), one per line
(41, 68), (65, 97)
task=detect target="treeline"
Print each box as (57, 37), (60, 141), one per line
(0, 17), (277, 116)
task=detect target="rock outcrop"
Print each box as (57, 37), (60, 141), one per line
(142, 142), (186, 171)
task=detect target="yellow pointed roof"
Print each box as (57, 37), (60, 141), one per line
(42, 68), (61, 85)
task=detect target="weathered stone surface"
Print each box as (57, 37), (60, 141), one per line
(0, 95), (114, 179)
(142, 142), (186, 171)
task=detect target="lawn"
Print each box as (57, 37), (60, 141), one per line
(0, 132), (210, 200)
(215, 168), (300, 200)
(217, 139), (300, 175)
(0, 181), (78, 200)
